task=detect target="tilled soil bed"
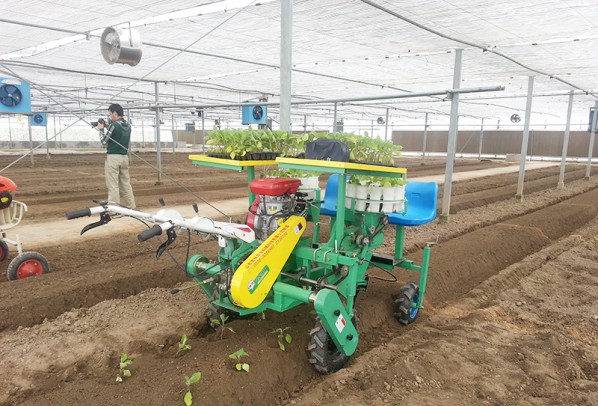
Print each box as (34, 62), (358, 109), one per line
(0, 152), (596, 405)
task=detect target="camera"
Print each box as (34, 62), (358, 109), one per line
(91, 118), (107, 128)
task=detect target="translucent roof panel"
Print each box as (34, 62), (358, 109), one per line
(0, 0), (597, 129)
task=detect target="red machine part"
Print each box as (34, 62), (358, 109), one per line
(0, 176), (16, 209)
(0, 176), (17, 192)
(246, 196), (261, 229)
(249, 178), (301, 196)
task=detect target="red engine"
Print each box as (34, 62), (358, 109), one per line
(0, 176), (16, 209)
(247, 178), (302, 240)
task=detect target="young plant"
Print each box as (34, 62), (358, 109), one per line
(229, 348), (250, 372)
(271, 327), (293, 351)
(116, 353), (133, 382)
(178, 334), (192, 354)
(183, 372), (202, 406)
(211, 313), (235, 340)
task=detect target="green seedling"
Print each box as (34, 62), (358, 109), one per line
(271, 327), (293, 351)
(228, 348), (250, 372)
(178, 334), (192, 354)
(211, 313), (235, 340)
(116, 353), (133, 382)
(183, 371), (202, 406)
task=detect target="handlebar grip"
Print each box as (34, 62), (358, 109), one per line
(66, 208), (92, 220)
(138, 224), (163, 242)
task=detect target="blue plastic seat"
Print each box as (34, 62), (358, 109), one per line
(321, 174), (438, 226)
(320, 174), (339, 216)
(388, 181), (438, 226)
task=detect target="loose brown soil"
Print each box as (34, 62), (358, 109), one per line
(0, 152), (596, 406)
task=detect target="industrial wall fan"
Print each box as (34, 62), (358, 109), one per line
(510, 114), (521, 123)
(30, 113), (47, 127)
(101, 26), (143, 66)
(242, 103), (268, 125)
(0, 77), (31, 113)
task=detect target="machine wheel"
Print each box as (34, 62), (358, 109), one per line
(206, 290), (236, 328)
(6, 252), (50, 280)
(394, 282), (420, 325)
(0, 239), (8, 261)
(0, 191), (12, 209)
(307, 314), (358, 374)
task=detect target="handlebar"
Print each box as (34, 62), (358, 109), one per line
(65, 208), (92, 220)
(65, 203), (256, 243)
(137, 224), (163, 242)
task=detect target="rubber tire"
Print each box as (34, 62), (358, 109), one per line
(394, 282), (420, 325)
(307, 313), (358, 374)
(0, 239), (8, 262)
(6, 252), (50, 280)
(0, 191), (12, 209)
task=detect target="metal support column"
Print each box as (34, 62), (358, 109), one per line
(8, 116), (12, 149)
(333, 103), (338, 133)
(384, 108), (389, 141)
(516, 76), (535, 200)
(28, 118), (34, 167)
(201, 112), (206, 153)
(45, 121), (50, 158)
(439, 49), (463, 222)
(422, 112), (429, 161)
(477, 118), (485, 160)
(280, 0), (292, 132)
(154, 82), (163, 184)
(586, 101), (598, 179)
(141, 118), (145, 148)
(172, 114), (175, 154)
(557, 91), (574, 188)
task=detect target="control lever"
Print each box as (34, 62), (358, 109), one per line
(80, 212), (111, 235)
(156, 227), (177, 259)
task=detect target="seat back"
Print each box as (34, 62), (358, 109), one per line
(0, 200), (26, 231)
(320, 174), (340, 216)
(388, 182), (438, 226)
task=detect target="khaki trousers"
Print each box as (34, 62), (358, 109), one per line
(105, 154), (136, 209)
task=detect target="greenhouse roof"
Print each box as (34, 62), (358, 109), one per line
(1, 0), (598, 128)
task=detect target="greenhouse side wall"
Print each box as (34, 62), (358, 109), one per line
(392, 130), (598, 158)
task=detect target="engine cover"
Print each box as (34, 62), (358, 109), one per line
(249, 178), (301, 196)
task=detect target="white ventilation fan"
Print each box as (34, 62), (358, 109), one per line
(510, 113), (521, 123)
(101, 26), (143, 66)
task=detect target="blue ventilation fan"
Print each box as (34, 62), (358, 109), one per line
(0, 77), (31, 113)
(242, 102), (267, 125)
(30, 113), (47, 127)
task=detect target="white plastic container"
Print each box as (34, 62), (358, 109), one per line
(394, 185), (406, 212)
(368, 184), (382, 213)
(298, 176), (320, 200)
(381, 185), (395, 213)
(354, 184), (368, 211)
(346, 182), (356, 209)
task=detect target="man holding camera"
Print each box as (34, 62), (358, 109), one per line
(97, 103), (136, 210)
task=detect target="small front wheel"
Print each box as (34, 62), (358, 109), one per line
(0, 239), (8, 262)
(394, 282), (420, 325)
(7, 252), (50, 280)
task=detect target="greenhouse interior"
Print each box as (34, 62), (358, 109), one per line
(0, 1), (597, 406)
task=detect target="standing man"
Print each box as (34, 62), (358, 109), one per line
(97, 103), (136, 209)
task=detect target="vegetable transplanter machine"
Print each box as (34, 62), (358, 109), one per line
(67, 154), (437, 374)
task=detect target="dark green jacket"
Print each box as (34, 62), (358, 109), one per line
(100, 119), (131, 155)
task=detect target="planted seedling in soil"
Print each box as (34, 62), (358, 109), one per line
(271, 327), (293, 351)
(229, 348), (250, 372)
(178, 334), (192, 355)
(183, 371), (202, 406)
(116, 353), (133, 382)
(211, 313), (235, 340)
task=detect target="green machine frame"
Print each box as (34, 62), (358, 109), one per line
(187, 155), (431, 365)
